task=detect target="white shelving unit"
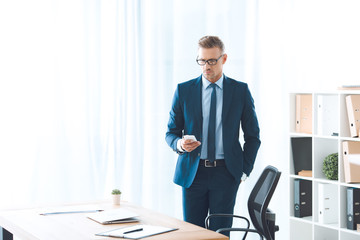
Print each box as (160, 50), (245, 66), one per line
(289, 91), (360, 240)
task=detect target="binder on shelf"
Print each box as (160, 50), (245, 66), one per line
(347, 187), (360, 230)
(291, 137), (312, 175)
(296, 94), (312, 134)
(345, 95), (360, 137)
(318, 183), (338, 224)
(317, 95), (339, 136)
(294, 179), (312, 218)
(342, 141), (360, 183)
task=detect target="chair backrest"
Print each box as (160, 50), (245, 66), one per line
(247, 165), (281, 240)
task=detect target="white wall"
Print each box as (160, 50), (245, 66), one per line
(1, 1), (360, 239)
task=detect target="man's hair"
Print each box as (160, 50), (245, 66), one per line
(198, 36), (225, 53)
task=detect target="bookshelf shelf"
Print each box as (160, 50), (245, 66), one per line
(289, 92), (360, 240)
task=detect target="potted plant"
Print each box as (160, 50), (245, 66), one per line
(322, 153), (338, 180)
(111, 189), (122, 205)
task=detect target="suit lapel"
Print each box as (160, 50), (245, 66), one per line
(192, 76), (203, 123)
(222, 75), (233, 121)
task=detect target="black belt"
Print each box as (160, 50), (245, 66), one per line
(199, 159), (225, 167)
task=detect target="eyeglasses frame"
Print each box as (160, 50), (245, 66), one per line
(196, 54), (224, 66)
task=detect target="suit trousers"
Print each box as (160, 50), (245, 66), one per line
(182, 163), (240, 235)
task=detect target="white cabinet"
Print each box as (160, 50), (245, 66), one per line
(289, 92), (360, 240)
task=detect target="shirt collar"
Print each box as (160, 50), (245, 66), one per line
(202, 74), (224, 90)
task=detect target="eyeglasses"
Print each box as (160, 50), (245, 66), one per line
(196, 55), (224, 66)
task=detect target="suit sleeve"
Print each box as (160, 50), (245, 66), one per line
(165, 85), (185, 154)
(241, 84), (261, 176)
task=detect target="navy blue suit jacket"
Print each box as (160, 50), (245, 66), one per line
(166, 75), (261, 188)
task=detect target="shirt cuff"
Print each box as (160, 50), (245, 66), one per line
(241, 172), (247, 181)
(177, 138), (185, 152)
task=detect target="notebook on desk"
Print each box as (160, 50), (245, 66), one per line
(95, 224), (178, 239)
(87, 208), (139, 224)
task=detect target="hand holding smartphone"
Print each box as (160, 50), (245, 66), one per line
(183, 135), (197, 142)
(181, 135), (200, 152)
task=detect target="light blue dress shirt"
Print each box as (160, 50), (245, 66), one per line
(200, 74), (224, 160)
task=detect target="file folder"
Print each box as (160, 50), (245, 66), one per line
(318, 183), (338, 224)
(317, 95), (339, 136)
(298, 170), (312, 177)
(345, 95), (360, 137)
(342, 141), (360, 183)
(294, 179), (312, 218)
(296, 94), (312, 134)
(291, 137), (312, 175)
(87, 209), (139, 224)
(347, 187), (360, 230)
(338, 85), (360, 90)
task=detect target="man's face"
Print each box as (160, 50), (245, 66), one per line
(197, 47), (227, 83)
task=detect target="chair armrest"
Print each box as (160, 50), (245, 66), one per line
(205, 214), (250, 230)
(266, 208), (275, 220)
(216, 227), (264, 240)
(265, 208), (279, 236)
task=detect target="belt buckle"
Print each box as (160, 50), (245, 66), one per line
(204, 160), (216, 167)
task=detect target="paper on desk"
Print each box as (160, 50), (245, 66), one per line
(95, 224), (178, 239)
(39, 204), (104, 215)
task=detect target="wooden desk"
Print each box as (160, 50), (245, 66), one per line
(0, 201), (228, 240)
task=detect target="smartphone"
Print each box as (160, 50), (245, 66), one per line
(183, 135), (197, 141)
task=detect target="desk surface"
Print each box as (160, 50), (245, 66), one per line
(0, 201), (228, 240)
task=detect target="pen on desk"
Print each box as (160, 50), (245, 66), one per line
(123, 228), (143, 234)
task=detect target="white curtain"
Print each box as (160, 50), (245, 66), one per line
(1, 0), (360, 239)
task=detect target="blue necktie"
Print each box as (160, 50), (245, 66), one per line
(208, 83), (216, 162)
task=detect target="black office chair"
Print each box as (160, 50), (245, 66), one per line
(205, 165), (281, 240)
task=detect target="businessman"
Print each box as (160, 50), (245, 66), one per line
(165, 36), (261, 234)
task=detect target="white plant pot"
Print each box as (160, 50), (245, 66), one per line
(112, 194), (121, 205)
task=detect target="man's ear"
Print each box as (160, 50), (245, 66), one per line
(222, 54), (228, 64)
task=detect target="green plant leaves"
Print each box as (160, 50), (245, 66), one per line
(322, 153), (338, 180)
